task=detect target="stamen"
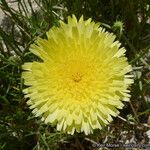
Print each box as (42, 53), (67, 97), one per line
(72, 73), (82, 82)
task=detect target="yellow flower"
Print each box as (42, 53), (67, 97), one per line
(22, 15), (133, 135)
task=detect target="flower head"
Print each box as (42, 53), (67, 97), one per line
(113, 21), (124, 32)
(22, 15), (133, 135)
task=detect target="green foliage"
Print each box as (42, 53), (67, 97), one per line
(0, 0), (150, 149)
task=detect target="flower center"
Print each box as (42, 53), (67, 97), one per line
(72, 72), (82, 82)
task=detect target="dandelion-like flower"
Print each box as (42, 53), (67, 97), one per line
(22, 15), (133, 135)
